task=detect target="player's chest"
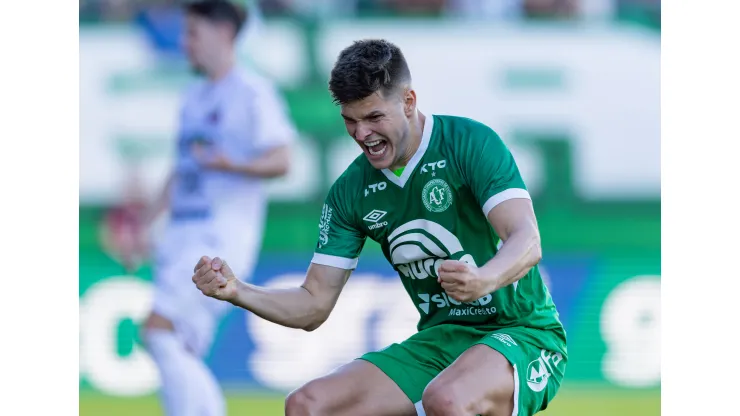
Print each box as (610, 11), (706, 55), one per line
(358, 158), (468, 242)
(177, 93), (248, 153)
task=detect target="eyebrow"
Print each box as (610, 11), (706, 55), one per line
(341, 111), (384, 122)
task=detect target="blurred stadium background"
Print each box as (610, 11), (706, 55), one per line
(79, 0), (660, 414)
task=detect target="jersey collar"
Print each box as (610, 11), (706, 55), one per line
(381, 113), (434, 188)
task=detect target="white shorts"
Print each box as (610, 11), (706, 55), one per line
(151, 217), (260, 356)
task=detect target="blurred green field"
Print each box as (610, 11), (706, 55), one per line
(80, 385), (660, 415)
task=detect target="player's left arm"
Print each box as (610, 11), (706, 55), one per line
(439, 199), (541, 301)
(439, 127), (540, 301)
(478, 198), (542, 291)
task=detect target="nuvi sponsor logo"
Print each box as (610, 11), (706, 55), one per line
(416, 292), (495, 316)
(388, 219), (497, 316)
(388, 219), (473, 281)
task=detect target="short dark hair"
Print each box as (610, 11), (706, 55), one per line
(185, 0), (247, 37)
(328, 39), (412, 105)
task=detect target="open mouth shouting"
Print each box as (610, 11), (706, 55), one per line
(364, 138), (388, 160)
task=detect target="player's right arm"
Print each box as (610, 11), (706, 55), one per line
(193, 258), (351, 331)
(193, 174), (366, 331)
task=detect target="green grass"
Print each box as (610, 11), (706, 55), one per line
(80, 386), (660, 415)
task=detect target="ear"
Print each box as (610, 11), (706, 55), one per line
(403, 89), (417, 117)
(217, 21), (236, 41)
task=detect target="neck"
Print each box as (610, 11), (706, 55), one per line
(392, 111), (426, 171)
(206, 52), (235, 82)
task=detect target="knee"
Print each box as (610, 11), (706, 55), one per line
(423, 378), (513, 416)
(421, 382), (469, 416)
(285, 382), (324, 416)
(144, 312), (175, 331)
(141, 313), (176, 353)
(141, 313), (174, 342)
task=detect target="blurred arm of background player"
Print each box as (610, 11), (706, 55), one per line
(197, 143), (291, 178)
(194, 82), (295, 179)
(193, 256), (350, 331)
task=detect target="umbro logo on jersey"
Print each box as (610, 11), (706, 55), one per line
(363, 209), (387, 223)
(364, 209), (388, 230)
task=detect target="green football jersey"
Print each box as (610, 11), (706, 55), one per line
(312, 114), (563, 333)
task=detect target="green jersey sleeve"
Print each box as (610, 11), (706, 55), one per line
(311, 177), (367, 270)
(460, 127), (530, 217)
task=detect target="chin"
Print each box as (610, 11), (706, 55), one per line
(189, 63), (206, 76)
(368, 159), (392, 170)
(364, 151), (395, 170)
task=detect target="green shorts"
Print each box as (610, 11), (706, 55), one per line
(359, 324), (567, 416)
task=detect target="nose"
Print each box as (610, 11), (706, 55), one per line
(354, 122), (373, 142)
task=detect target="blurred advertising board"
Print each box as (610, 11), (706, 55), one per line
(79, 246), (659, 396)
(80, 22), (659, 205)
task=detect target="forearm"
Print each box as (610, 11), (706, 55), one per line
(480, 230), (542, 292)
(229, 280), (327, 330)
(228, 146), (290, 178)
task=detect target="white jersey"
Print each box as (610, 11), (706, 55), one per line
(152, 68), (296, 355)
(168, 67), (296, 225)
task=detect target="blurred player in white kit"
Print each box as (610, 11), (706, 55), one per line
(140, 1), (296, 415)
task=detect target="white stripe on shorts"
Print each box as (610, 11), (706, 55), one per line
(415, 400), (426, 416)
(512, 363), (519, 416)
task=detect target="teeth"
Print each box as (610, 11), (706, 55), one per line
(365, 140), (382, 147)
(369, 145), (386, 156)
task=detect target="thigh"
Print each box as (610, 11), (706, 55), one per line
(287, 359), (416, 416)
(151, 228), (228, 355)
(482, 327), (567, 415)
(423, 344), (514, 416)
(360, 325), (466, 409)
(470, 327), (567, 416)
(150, 286), (220, 356)
(211, 215), (261, 283)
(423, 326), (567, 416)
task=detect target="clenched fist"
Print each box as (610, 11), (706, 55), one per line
(438, 260), (492, 303)
(192, 256), (239, 302)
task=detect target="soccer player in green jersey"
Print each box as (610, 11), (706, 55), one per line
(191, 39), (567, 416)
